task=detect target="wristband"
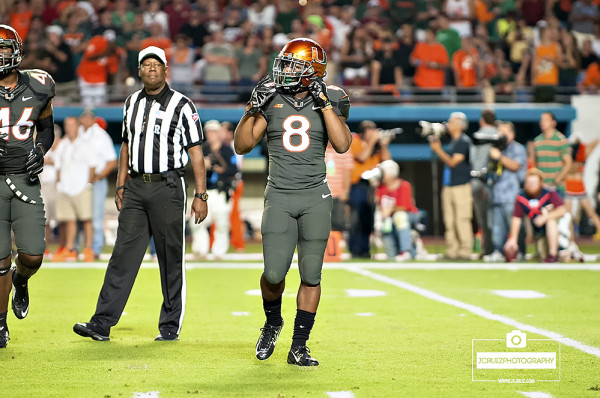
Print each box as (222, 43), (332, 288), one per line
(116, 185), (125, 191)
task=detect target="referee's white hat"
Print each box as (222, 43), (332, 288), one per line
(139, 46), (167, 66)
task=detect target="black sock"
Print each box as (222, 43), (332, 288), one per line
(13, 271), (28, 287)
(291, 309), (315, 348)
(263, 296), (283, 326)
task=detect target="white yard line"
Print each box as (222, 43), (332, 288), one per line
(518, 392), (553, 398)
(39, 262), (600, 270)
(347, 267), (600, 359)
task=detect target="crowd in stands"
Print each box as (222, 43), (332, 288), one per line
(2, 0), (600, 104)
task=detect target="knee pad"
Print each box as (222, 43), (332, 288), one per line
(300, 281), (321, 288)
(15, 253), (42, 278)
(263, 269), (286, 285)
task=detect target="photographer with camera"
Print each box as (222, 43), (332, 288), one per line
(482, 122), (527, 262)
(470, 109), (497, 258)
(374, 160), (418, 261)
(429, 112), (473, 260)
(189, 120), (238, 260)
(349, 120), (392, 258)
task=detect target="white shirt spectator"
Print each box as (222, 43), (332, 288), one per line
(39, 148), (58, 186)
(54, 136), (98, 196)
(79, 123), (117, 178)
(248, 3), (276, 31)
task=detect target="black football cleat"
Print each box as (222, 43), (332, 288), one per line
(73, 322), (110, 341)
(155, 332), (179, 341)
(255, 321), (283, 361)
(0, 324), (8, 348)
(11, 267), (29, 319)
(287, 345), (319, 366)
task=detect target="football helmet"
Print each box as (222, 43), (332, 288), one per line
(272, 38), (327, 93)
(0, 25), (23, 75)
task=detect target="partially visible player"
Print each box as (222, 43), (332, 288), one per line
(234, 38), (352, 366)
(0, 25), (55, 348)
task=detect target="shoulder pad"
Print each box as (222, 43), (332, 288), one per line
(22, 69), (56, 99)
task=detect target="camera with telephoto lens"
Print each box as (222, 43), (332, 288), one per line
(378, 127), (403, 141)
(472, 131), (508, 151)
(415, 121), (447, 140)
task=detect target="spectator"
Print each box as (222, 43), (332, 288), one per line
(224, 0), (249, 28)
(42, 0), (61, 26)
(79, 110), (117, 259)
(76, 33), (119, 106)
(236, 33), (268, 95)
(505, 168), (567, 263)
(532, 112), (573, 195)
(516, 50), (533, 86)
(164, 0), (191, 40)
(170, 34), (195, 94)
(593, 22), (600, 55)
(329, 4), (357, 51)
(63, 6), (91, 67)
(92, 9), (123, 43)
(489, 61), (516, 97)
(141, 22), (172, 65)
(483, 121), (527, 262)
(444, 0), (473, 37)
(123, 13), (150, 78)
(10, 0), (32, 41)
(470, 109), (496, 257)
(436, 13), (461, 59)
(248, 0), (277, 33)
(411, 27), (449, 89)
(189, 120), (237, 260)
(453, 36), (480, 88)
(44, 25), (77, 102)
(415, 0), (443, 32)
(52, 116), (97, 262)
(375, 160), (418, 260)
(564, 136), (600, 240)
(111, 0), (135, 30)
(143, 0), (169, 37)
(340, 26), (372, 86)
(223, 8), (244, 43)
(570, 0), (600, 44)
(221, 122), (245, 252)
(39, 124), (63, 253)
(325, 141), (354, 233)
(559, 30), (581, 87)
(579, 60), (600, 92)
(371, 36), (403, 91)
(532, 27), (563, 102)
(397, 23), (416, 79)
(202, 29), (237, 86)
(521, 0), (546, 26)
(429, 112), (473, 260)
(180, 5), (210, 60)
(580, 39), (598, 70)
(349, 121), (392, 258)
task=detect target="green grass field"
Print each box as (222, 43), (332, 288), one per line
(2, 263), (600, 397)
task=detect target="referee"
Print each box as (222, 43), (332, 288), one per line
(74, 46), (208, 342)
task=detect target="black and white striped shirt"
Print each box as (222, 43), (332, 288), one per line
(122, 84), (203, 173)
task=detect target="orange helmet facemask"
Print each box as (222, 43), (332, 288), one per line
(272, 38), (327, 93)
(0, 25), (23, 75)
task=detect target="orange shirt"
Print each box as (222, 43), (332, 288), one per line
(77, 36), (117, 84)
(583, 62), (600, 87)
(412, 42), (449, 88)
(10, 10), (32, 40)
(350, 133), (383, 184)
(475, 0), (495, 23)
(534, 43), (560, 86)
(141, 38), (172, 63)
(452, 48), (478, 87)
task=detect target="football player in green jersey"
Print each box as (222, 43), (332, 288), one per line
(235, 38), (352, 366)
(0, 25), (56, 348)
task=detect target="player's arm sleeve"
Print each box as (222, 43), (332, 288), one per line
(35, 99), (54, 153)
(182, 100), (203, 149)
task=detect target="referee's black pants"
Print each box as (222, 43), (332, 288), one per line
(91, 175), (187, 336)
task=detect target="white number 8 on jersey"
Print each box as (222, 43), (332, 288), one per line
(282, 115), (311, 152)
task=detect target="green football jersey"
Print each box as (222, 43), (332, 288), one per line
(262, 85), (350, 190)
(0, 69), (55, 173)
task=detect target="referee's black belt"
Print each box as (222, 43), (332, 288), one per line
(130, 171), (165, 183)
